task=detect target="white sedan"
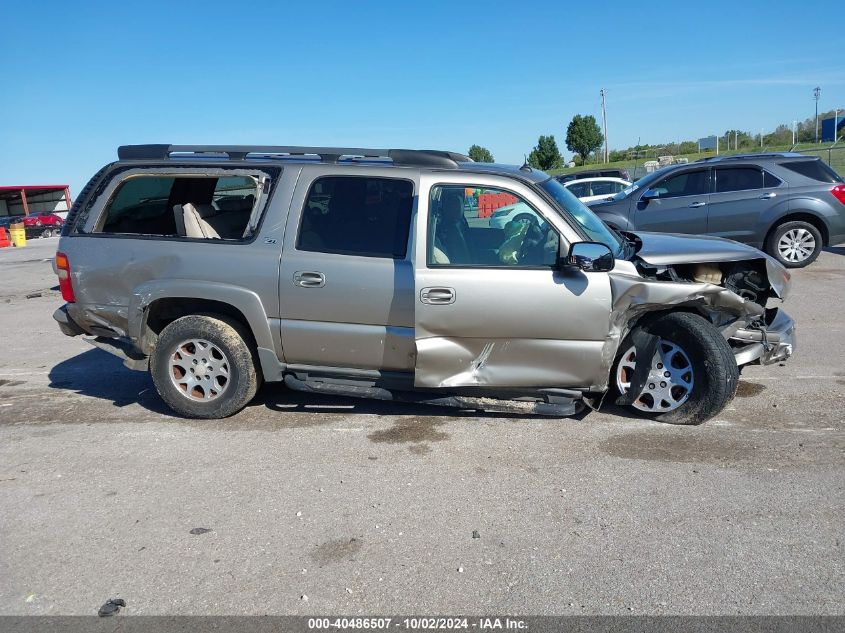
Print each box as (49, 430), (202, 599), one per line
(564, 177), (631, 204)
(488, 202), (544, 229)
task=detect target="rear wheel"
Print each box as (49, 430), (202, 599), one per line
(611, 312), (738, 425)
(766, 220), (822, 268)
(40, 228), (53, 238)
(150, 315), (260, 418)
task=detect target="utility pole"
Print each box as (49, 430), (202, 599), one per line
(600, 88), (609, 163)
(814, 86), (821, 143)
(792, 121), (797, 146)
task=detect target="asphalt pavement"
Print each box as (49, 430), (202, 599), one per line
(0, 237), (842, 615)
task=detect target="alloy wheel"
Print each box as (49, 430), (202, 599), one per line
(777, 228), (815, 263)
(169, 339), (231, 401)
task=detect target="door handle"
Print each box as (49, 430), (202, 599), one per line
(759, 192), (777, 199)
(420, 287), (455, 305)
(293, 271), (326, 288)
(688, 201), (706, 208)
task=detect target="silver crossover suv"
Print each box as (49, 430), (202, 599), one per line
(53, 145), (796, 425)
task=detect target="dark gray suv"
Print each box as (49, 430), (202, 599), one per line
(590, 153), (845, 267)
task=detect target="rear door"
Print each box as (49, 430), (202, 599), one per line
(278, 168), (417, 372)
(631, 167), (710, 234)
(413, 173), (613, 390)
(707, 165), (783, 246)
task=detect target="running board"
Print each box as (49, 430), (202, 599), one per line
(283, 375), (581, 417)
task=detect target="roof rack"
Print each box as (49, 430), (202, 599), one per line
(696, 152), (804, 163)
(116, 144), (472, 168)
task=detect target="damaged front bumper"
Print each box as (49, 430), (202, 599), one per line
(729, 308), (796, 366)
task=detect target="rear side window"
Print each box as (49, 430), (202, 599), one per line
(779, 160), (843, 184)
(99, 175), (259, 239)
(297, 176), (413, 258)
(714, 167), (780, 192)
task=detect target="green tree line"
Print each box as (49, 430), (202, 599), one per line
(468, 108), (844, 170)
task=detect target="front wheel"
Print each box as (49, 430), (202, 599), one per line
(150, 315), (260, 419)
(611, 312), (739, 425)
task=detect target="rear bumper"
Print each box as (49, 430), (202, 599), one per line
(54, 304), (148, 370)
(53, 304), (85, 337)
(730, 308), (796, 366)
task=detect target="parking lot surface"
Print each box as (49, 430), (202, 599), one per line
(0, 237), (843, 615)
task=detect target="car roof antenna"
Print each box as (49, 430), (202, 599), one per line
(520, 155), (532, 172)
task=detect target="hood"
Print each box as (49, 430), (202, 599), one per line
(629, 231), (791, 299)
(631, 231), (766, 266)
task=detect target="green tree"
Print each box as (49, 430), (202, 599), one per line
(527, 135), (562, 170)
(467, 144), (494, 162)
(565, 114), (604, 162)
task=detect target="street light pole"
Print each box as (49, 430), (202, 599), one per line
(600, 89), (609, 163)
(814, 86), (821, 143)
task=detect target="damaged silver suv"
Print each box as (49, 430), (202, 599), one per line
(53, 144), (796, 425)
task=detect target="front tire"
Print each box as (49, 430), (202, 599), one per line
(611, 312), (739, 425)
(766, 220), (822, 268)
(150, 315), (260, 419)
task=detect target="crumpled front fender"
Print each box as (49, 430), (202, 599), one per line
(596, 272), (765, 391)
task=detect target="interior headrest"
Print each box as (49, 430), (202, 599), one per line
(188, 203), (217, 219)
(440, 192), (464, 221)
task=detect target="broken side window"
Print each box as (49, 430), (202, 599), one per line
(98, 175), (259, 239)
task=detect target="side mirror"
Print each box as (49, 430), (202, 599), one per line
(563, 241), (615, 272)
(640, 188), (660, 200)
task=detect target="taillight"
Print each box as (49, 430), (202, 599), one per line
(832, 184), (845, 206)
(55, 252), (75, 302)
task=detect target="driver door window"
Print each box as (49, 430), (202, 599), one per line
(428, 185), (559, 268)
(652, 170), (709, 199)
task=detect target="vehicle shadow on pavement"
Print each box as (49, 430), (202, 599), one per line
(823, 246), (845, 256)
(48, 347), (172, 415)
(47, 348), (596, 422)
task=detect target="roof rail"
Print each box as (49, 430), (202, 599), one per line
(696, 152), (804, 163)
(116, 144), (472, 168)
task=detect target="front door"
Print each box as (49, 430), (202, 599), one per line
(413, 177), (613, 390)
(632, 167), (710, 235)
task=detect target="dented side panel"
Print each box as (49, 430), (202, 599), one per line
(414, 172), (613, 390)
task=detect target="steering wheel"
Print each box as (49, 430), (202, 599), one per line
(517, 221), (549, 264)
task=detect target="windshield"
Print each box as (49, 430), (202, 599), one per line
(539, 177), (624, 256)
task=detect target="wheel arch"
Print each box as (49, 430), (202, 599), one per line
(764, 211), (830, 248)
(128, 281), (283, 381)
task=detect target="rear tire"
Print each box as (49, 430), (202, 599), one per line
(766, 220), (822, 268)
(611, 312), (739, 425)
(150, 315), (260, 419)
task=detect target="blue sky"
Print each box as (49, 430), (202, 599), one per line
(1, 0), (843, 195)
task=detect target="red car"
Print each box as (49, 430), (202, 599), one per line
(20, 213), (64, 238)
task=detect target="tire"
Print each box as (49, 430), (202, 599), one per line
(150, 314), (260, 419)
(611, 312), (739, 425)
(40, 228), (52, 238)
(766, 220), (823, 268)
